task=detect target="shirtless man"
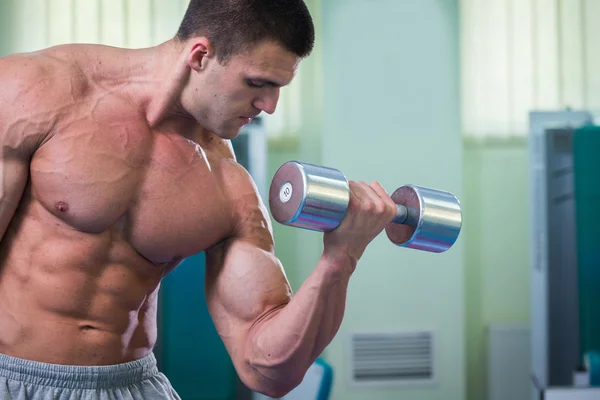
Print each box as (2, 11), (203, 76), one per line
(0, 0), (399, 399)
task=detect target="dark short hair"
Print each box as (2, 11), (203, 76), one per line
(176, 0), (315, 63)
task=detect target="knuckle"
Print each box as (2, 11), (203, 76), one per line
(374, 200), (386, 214)
(363, 201), (375, 212)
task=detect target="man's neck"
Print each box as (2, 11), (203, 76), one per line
(137, 39), (195, 130)
(111, 39), (212, 141)
(104, 39), (193, 131)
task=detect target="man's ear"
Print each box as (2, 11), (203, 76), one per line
(187, 37), (216, 72)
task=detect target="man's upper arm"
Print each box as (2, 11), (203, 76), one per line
(0, 54), (56, 238)
(204, 160), (292, 366)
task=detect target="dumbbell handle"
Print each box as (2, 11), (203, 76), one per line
(393, 204), (420, 226)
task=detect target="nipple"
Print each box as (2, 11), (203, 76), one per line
(55, 201), (70, 213)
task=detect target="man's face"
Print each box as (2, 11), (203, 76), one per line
(185, 40), (301, 139)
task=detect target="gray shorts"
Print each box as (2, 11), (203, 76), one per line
(0, 352), (181, 400)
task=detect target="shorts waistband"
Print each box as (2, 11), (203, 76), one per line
(0, 352), (160, 390)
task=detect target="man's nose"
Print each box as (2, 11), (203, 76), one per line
(254, 88), (280, 115)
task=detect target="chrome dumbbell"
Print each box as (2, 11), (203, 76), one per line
(268, 161), (462, 253)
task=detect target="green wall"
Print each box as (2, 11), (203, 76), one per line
(0, 1), (13, 57)
(267, 121), (533, 400)
(463, 138), (530, 400)
(266, 3), (533, 399)
(318, 1), (464, 399)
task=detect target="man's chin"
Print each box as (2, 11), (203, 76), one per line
(218, 126), (243, 140)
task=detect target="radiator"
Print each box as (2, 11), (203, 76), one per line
(487, 324), (531, 400)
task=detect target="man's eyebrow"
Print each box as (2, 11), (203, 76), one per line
(248, 77), (284, 88)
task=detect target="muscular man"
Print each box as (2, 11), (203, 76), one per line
(0, 0), (398, 399)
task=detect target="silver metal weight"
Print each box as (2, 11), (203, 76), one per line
(385, 185), (462, 253)
(269, 161), (350, 231)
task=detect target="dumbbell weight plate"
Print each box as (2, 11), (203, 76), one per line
(269, 161), (350, 232)
(385, 185), (462, 253)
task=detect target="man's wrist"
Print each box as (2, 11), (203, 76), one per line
(320, 245), (358, 277)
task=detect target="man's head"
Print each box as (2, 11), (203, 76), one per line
(174, 0), (314, 139)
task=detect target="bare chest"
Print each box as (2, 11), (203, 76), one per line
(30, 115), (233, 263)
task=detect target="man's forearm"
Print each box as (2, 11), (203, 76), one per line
(245, 250), (355, 394)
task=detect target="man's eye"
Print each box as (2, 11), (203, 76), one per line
(247, 80), (265, 88)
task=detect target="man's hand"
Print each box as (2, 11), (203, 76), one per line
(322, 180), (398, 267)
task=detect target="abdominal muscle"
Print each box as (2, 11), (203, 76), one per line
(0, 203), (168, 366)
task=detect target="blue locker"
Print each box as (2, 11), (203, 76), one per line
(159, 252), (238, 400)
(573, 126), (600, 370)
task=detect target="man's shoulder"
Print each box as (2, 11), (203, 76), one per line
(0, 46), (96, 153)
(0, 45), (85, 80)
(205, 139), (262, 203)
(209, 149), (274, 247)
(215, 148), (256, 192)
(0, 46), (89, 110)
(202, 133), (246, 176)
